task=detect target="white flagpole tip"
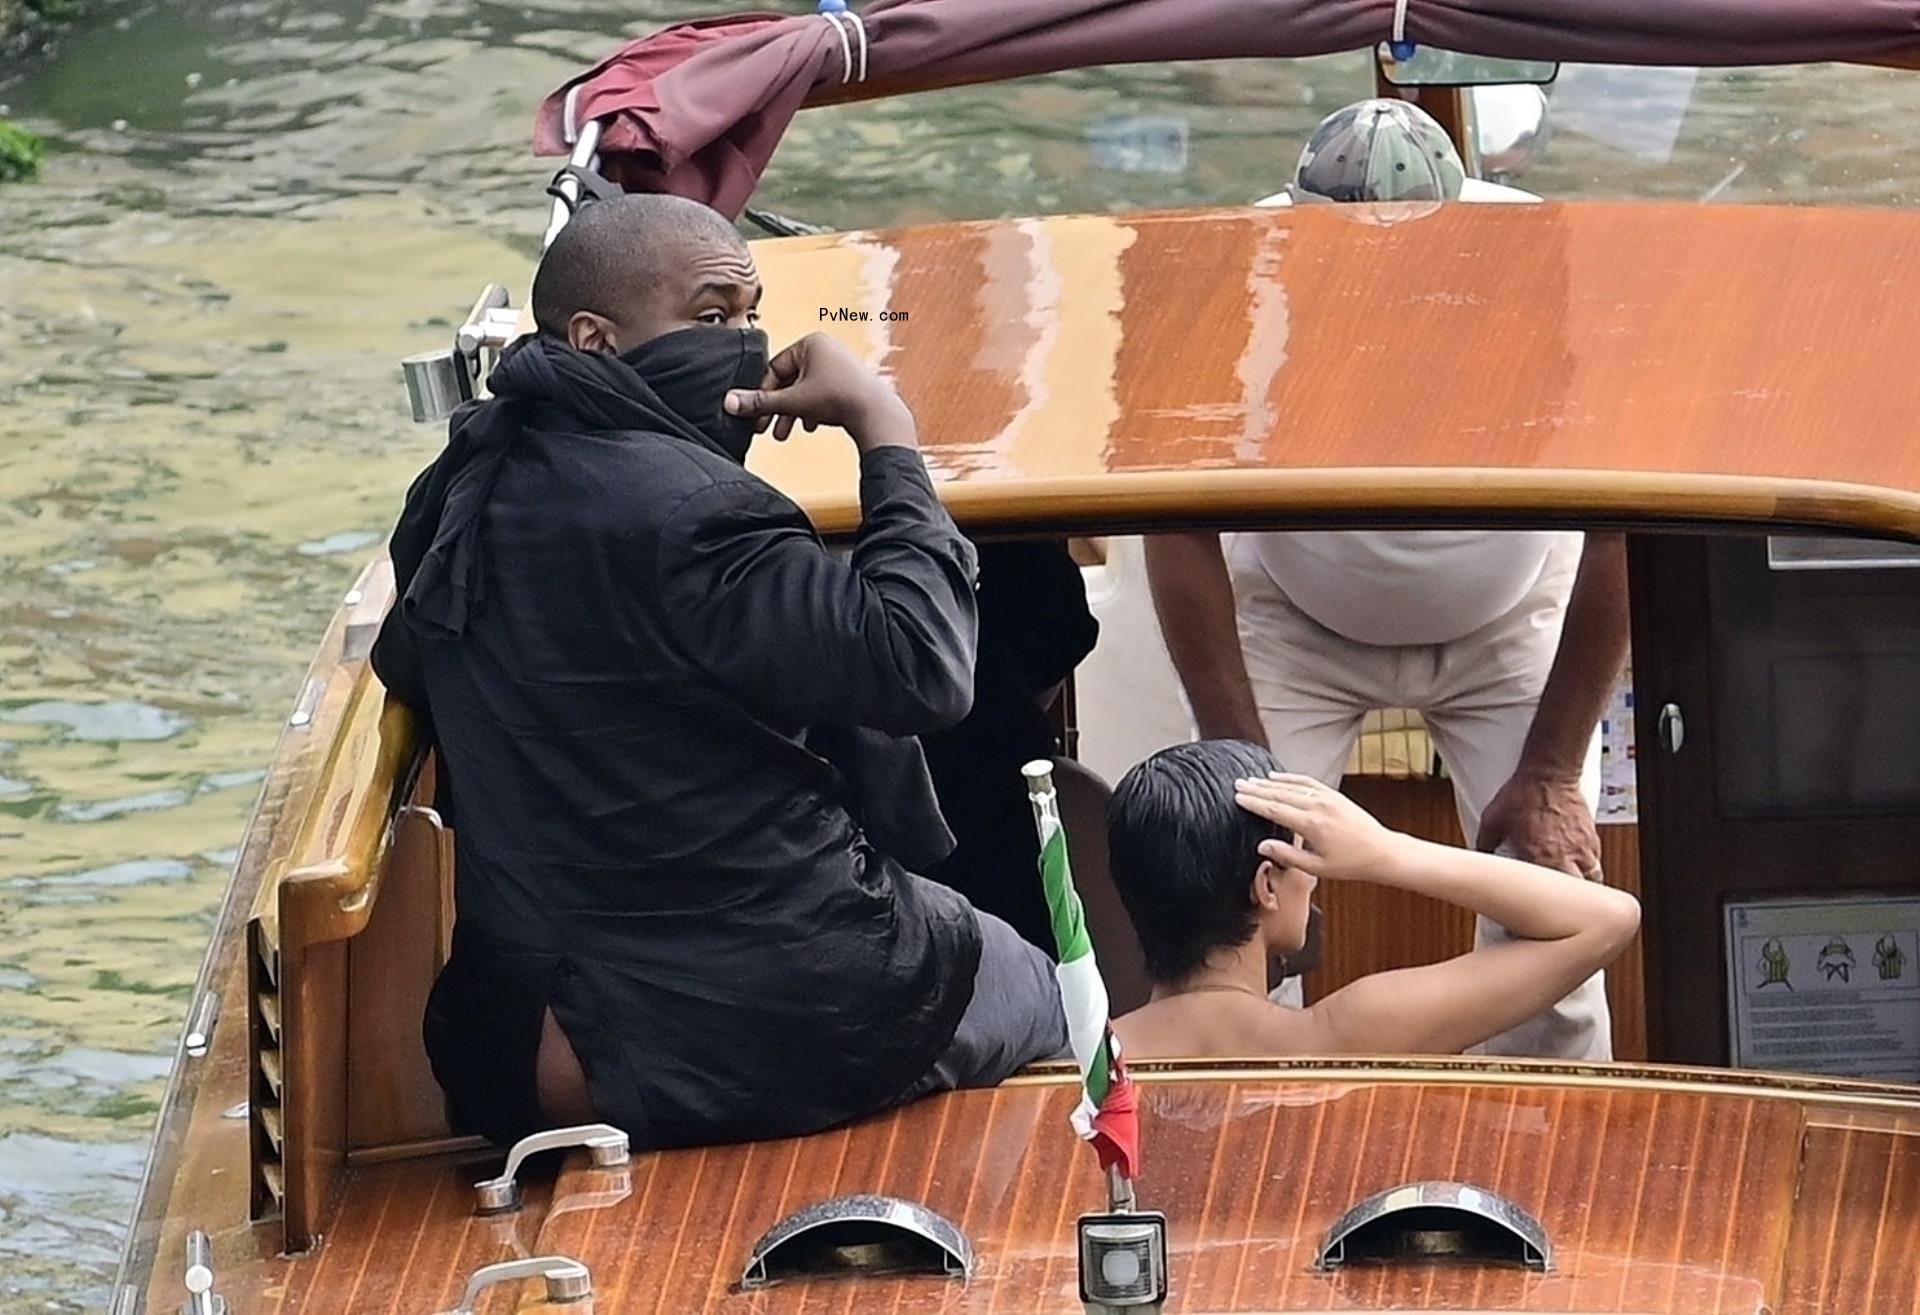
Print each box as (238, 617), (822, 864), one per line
(1021, 760), (1055, 784)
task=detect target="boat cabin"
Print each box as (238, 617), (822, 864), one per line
(111, 32), (1920, 1315)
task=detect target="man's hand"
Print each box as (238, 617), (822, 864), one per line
(724, 332), (915, 453)
(1476, 770), (1602, 880)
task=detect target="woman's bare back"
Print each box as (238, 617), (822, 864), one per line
(1116, 992), (1313, 1060)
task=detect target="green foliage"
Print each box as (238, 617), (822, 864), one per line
(0, 117), (44, 182)
(0, 0), (78, 182)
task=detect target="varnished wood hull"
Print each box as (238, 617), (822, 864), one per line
(126, 1058), (1920, 1313)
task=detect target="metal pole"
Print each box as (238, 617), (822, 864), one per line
(543, 118), (605, 253)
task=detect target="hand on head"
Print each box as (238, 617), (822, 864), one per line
(1234, 773), (1405, 883)
(723, 332), (914, 452)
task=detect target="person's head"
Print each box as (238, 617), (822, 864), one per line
(530, 193), (762, 354)
(1287, 98), (1465, 205)
(1107, 739), (1314, 985)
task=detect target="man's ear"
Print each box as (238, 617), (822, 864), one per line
(1249, 859), (1283, 912)
(567, 310), (621, 354)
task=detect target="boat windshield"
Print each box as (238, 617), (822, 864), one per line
(754, 58), (1920, 226)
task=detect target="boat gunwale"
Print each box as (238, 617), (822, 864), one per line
(107, 562), (394, 1303)
(1007, 1054), (1920, 1112)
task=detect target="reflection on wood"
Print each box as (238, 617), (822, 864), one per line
(263, 1157), (553, 1312)
(748, 205), (1920, 541)
(515, 1079), (1876, 1313)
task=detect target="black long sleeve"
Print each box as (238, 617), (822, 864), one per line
(654, 446), (979, 737)
(370, 460), (438, 723)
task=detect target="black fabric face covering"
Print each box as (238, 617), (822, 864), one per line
(620, 326), (770, 463)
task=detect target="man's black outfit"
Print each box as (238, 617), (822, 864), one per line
(922, 541), (1099, 953)
(372, 331), (988, 1151)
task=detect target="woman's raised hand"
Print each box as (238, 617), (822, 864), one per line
(1233, 773), (1408, 884)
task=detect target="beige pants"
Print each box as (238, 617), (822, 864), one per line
(1232, 532), (1612, 1062)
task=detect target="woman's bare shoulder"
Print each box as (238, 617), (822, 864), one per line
(1115, 995), (1318, 1061)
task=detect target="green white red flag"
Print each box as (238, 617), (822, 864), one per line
(1024, 761), (1141, 1181)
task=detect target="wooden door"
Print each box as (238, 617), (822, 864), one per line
(1631, 531), (1920, 1071)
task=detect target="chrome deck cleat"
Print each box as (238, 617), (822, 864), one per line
(473, 1122), (631, 1215)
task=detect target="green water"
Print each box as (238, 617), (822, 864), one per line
(1, 1), (1917, 1306)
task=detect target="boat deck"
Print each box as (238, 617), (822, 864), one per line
(135, 1064), (1920, 1313)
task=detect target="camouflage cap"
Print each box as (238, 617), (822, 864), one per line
(1289, 99), (1466, 204)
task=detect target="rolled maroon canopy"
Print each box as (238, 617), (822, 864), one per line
(533, 0), (1920, 216)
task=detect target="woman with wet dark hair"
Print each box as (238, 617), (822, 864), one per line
(1106, 740), (1639, 1059)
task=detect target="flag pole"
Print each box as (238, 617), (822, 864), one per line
(1025, 761), (1168, 1314)
(1022, 760), (1138, 1215)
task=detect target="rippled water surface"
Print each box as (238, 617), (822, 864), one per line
(2, 1), (1918, 1305)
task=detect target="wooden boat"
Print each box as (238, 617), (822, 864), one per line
(110, 26), (1920, 1315)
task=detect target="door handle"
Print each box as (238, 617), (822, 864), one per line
(1657, 702), (1685, 754)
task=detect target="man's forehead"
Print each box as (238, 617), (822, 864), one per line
(674, 236), (759, 286)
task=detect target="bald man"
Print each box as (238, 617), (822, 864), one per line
(372, 194), (1064, 1153)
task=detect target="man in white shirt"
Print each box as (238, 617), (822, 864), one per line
(1147, 100), (1630, 1061)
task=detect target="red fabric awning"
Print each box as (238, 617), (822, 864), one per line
(533, 0), (1920, 217)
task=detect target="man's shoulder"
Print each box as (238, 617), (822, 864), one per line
(552, 430), (801, 521)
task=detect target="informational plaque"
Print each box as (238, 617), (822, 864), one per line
(1725, 896), (1920, 1081)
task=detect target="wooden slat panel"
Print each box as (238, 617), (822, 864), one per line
(132, 1074), (1920, 1314)
(1779, 1117), (1920, 1315)
(1598, 826), (1647, 1063)
(262, 1157), (549, 1314)
(524, 1078), (1804, 1313)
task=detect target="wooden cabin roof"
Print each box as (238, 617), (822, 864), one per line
(743, 201), (1920, 540)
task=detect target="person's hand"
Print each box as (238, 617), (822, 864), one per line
(1475, 770), (1602, 880)
(723, 333), (914, 452)
(1233, 773), (1410, 883)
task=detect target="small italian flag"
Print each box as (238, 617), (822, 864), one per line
(1024, 760), (1142, 1181)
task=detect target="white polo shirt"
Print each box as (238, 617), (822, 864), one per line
(1243, 529), (1562, 646)
(1245, 178), (1557, 647)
